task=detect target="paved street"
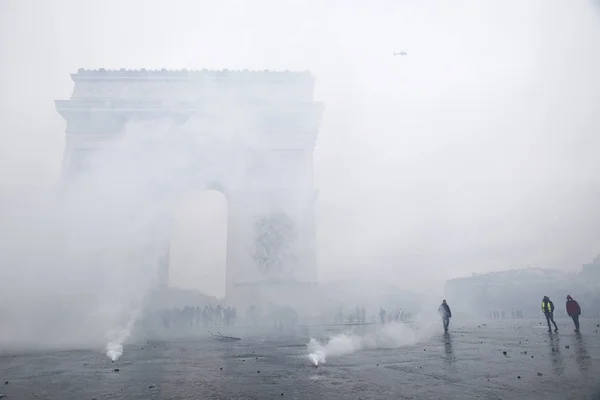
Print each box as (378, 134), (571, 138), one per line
(1, 319), (599, 399)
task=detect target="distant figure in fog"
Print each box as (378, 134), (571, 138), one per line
(566, 295), (582, 332)
(438, 300), (452, 333)
(335, 307), (344, 324)
(542, 296), (558, 333)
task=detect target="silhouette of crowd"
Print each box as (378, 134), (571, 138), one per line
(332, 306), (412, 325)
(154, 305), (237, 329)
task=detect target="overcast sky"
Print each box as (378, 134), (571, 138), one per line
(1, 0), (600, 297)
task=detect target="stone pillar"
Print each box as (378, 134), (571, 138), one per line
(60, 140), (94, 184)
(150, 208), (175, 291)
(301, 190), (319, 284)
(224, 192), (243, 299)
(59, 129), (175, 294)
(224, 190), (272, 307)
(225, 179), (317, 310)
(157, 244), (170, 289)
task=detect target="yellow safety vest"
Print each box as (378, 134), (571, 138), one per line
(542, 301), (551, 313)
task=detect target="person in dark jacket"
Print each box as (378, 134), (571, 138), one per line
(541, 296), (558, 333)
(566, 295), (582, 332)
(438, 300), (452, 333)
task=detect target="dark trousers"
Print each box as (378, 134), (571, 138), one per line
(544, 312), (558, 331)
(442, 317), (450, 332)
(571, 314), (580, 330)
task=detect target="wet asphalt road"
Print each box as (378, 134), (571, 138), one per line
(1, 319), (599, 400)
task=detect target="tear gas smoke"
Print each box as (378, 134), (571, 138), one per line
(106, 312), (138, 361)
(307, 316), (440, 366)
(1, 0), (600, 355)
(106, 342), (124, 362)
(0, 114), (253, 352)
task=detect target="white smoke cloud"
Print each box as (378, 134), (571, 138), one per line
(0, 113), (251, 352)
(307, 318), (440, 366)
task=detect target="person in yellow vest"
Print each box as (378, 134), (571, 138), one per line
(541, 296), (558, 333)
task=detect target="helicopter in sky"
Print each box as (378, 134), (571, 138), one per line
(393, 51), (407, 56)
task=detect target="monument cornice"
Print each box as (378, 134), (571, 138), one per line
(71, 68), (315, 82)
(54, 100), (324, 126)
(55, 99), (323, 109)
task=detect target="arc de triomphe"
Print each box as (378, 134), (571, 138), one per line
(55, 68), (322, 305)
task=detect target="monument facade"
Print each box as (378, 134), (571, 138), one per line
(55, 68), (322, 304)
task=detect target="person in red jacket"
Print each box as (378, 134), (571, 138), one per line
(566, 295), (582, 332)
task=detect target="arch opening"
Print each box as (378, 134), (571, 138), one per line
(168, 189), (228, 299)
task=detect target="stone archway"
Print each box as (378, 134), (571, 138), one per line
(169, 188), (228, 298)
(55, 68), (322, 304)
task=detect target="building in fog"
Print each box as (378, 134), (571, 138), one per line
(55, 68), (323, 306)
(579, 255), (600, 289)
(445, 268), (572, 319)
(576, 256), (600, 317)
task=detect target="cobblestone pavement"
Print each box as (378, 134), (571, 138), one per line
(1, 319), (599, 399)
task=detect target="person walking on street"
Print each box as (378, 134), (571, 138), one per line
(566, 295), (582, 332)
(438, 300), (452, 333)
(542, 296), (558, 333)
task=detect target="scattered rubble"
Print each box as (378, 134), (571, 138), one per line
(209, 331), (241, 342)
